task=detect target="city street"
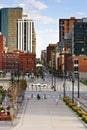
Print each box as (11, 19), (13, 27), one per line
(10, 95), (87, 130)
(1, 1), (87, 130)
(0, 74), (87, 130)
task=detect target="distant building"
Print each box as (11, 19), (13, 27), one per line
(59, 17), (81, 42)
(72, 18), (87, 56)
(46, 44), (56, 67)
(0, 8), (36, 55)
(58, 17), (81, 74)
(17, 15), (36, 54)
(2, 50), (36, 76)
(0, 33), (6, 72)
(0, 7), (23, 51)
(0, 33), (36, 76)
(41, 50), (46, 65)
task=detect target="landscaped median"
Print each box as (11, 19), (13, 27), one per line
(63, 96), (87, 124)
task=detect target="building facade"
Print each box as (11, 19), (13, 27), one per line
(72, 19), (87, 56)
(0, 33), (6, 72)
(17, 15), (36, 54)
(0, 7), (23, 51)
(46, 44), (56, 67)
(41, 50), (46, 65)
(2, 50), (36, 76)
(58, 17), (81, 74)
(59, 17), (81, 42)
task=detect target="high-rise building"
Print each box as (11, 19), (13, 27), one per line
(0, 8), (36, 55)
(72, 18), (87, 56)
(17, 15), (36, 54)
(59, 17), (81, 42)
(0, 7), (23, 52)
(0, 7), (23, 51)
(58, 17), (81, 73)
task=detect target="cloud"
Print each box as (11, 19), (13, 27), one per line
(56, 0), (63, 3)
(15, 0), (55, 25)
(76, 11), (85, 16)
(36, 29), (58, 58)
(0, 4), (4, 8)
(36, 28), (58, 48)
(23, 0), (48, 10)
(16, 3), (56, 25)
(17, 3), (26, 8)
(35, 15), (57, 24)
(0, 1), (55, 25)
(14, 0), (19, 2)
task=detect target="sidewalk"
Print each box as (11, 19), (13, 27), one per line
(11, 95), (87, 130)
(1, 91), (87, 130)
(0, 98), (28, 130)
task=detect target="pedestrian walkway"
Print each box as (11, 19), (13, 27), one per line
(0, 98), (27, 130)
(11, 95), (87, 130)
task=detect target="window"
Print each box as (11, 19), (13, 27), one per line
(74, 60), (78, 64)
(74, 66), (78, 71)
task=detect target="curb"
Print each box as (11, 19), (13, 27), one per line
(11, 98), (28, 130)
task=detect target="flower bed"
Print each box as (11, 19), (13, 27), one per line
(0, 114), (12, 121)
(63, 97), (87, 124)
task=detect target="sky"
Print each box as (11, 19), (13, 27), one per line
(0, 0), (87, 58)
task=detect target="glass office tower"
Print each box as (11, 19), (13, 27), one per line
(0, 7), (23, 51)
(72, 19), (87, 56)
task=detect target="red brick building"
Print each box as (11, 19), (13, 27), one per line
(59, 17), (81, 42)
(0, 34), (36, 76)
(66, 55), (87, 79)
(58, 17), (81, 74)
(46, 44), (56, 67)
(2, 50), (36, 76)
(0, 34), (6, 71)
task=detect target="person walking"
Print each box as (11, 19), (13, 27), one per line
(77, 101), (80, 108)
(55, 98), (58, 105)
(55, 95), (60, 105)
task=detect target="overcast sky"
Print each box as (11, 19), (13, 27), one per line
(0, 0), (87, 58)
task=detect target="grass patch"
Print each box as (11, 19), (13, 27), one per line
(81, 81), (87, 86)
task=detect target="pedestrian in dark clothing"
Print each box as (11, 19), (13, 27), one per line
(37, 94), (41, 100)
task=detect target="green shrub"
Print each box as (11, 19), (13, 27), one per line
(72, 105), (78, 112)
(63, 96), (87, 124)
(77, 109), (83, 117)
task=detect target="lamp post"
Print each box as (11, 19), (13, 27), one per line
(51, 68), (56, 91)
(72, 75), (74, 103)
(17, 61), (19, 86)
(77, 73), (80, 98)
(53, 68), (56, 91)
(63, 72), (66, 97)
(3, 86), (8, 114)
(52, 74), (53, 88)
(54, 75), (56, 91)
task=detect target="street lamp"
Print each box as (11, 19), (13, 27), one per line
(72, 75), (74, 103)
(52, 73), (53, 88)
(17, 61), (19, 86)
(77, 73), (80, 98)
(63, 72), (66, 97)
(3, 86), (8, 114)
(51, 68), (56, 91)
(54, 76), (56, 91)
